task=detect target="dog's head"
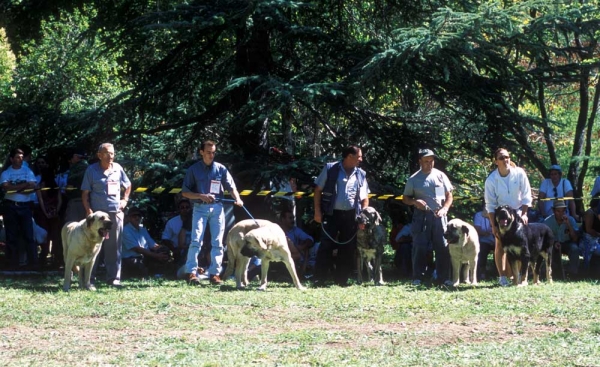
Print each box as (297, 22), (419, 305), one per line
(86, 211), (113, 239)
(495, 205), (518, 232)
(444, 218), (470, 244)
(357, 207), (382, 231)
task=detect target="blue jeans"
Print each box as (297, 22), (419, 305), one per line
(185, 202), (225, 275)
(3, 201), (37, 267)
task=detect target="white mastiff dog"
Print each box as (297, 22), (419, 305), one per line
(223, 219), (305, 291)
(62, 211), (113, 291)
(443, 218), (480, 287)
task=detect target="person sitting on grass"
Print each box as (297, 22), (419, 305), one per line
(122, 207), (170, 279)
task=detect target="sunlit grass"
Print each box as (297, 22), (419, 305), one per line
(1, 274), (599, 366)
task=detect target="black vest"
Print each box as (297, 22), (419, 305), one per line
(320, 162), (366, 216)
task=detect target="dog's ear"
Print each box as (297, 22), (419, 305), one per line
(86, 214), (95, 228)
(375, 211), (382, 225)
(461, 225), (470, 235)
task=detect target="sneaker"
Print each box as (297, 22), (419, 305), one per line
(412, 279), (421, 286)
(498, 276), (510, 287)
(443, 280), (454, 287)
(209, 274), (223, 285)
(187, 273), (201, 285)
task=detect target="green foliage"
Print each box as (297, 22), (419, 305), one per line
(0, 28), (16, 100)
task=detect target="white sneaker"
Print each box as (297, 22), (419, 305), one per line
(412, 279), (421, 286)
(498, 276), (510, 287)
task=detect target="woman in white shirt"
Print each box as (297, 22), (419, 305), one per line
(484, 148), (533, 286)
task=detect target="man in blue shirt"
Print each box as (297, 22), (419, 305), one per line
(182, 140), (243, 285)
(1, 148), (38, 270)
(313, 145), (369, 286)
(81, 143), (131, 288)
(122, 207), (170, 278)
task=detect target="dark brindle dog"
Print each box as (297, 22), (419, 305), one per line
(495, 205), (554, 285)
(356, 207), (386, 285)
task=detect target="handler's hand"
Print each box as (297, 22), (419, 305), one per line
(234, 199), (244, 207)
(521, 213), (529, 225)
(435, 207), (448, 218)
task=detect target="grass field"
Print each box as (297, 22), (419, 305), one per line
(1, 272), (600, 366)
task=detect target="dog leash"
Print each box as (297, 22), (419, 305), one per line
(219, 198), (259, 226)
(320, 223), (358, 245)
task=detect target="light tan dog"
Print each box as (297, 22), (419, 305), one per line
(223, 219), (305, 291)
(444, 218), (480, 286)
(62, 212), (112, 291)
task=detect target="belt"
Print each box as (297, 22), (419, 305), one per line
(3, 199), (32, 207)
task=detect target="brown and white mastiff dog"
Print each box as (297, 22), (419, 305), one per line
(223, 219), (305, 291)
(61, 212), (112, 291)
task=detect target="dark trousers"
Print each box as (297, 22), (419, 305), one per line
(3, 201), (37, 268)
(315, 209), (357, 284)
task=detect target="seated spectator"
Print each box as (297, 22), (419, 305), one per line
(122, 207), (170, 278)
(161, 198), (192, 262)
(278, 209), (314, 272)
(544, 200), (580, 277)
(581, 195), (600, 271)
(390, 221), (412, 278)
(474, 206), (495, 280)
(175, 214), (210, 279)
(538, 165), (578, 220)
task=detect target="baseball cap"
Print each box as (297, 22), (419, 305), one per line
(418, 149), (435, 159)
(548, 164), (562, 173)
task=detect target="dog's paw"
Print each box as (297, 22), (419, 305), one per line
(297, 285), (307, 291)
(86, 284), (97, 291)
(517, 281), (529, 287)
(375, 281), (385, 286)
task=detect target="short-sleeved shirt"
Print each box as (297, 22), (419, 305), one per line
(544, 215), (579, 244)
(539, 178), (574, 217)
(403, 168), (453, 211)
(0, 166), (37, 202)
(81, 162), (131, 213)
(122, 223), (156, 258)
(182, 161), (237, 204)
(285, 227), (314, 249)
(314, 163), (369, 211)
(161, 215), (183, 247)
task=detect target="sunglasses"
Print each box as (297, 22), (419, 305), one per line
(497, 155), (510, 160)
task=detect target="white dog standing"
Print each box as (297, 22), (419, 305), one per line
(223, 219), (305, 291)
(62, 212), (112, 291)
(443, 218), (480, 286)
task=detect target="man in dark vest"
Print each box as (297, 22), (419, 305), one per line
(313, 145), (369, 286)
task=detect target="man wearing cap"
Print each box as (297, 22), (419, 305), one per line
(538, 164), (578, 221)
(313, 145), (369, 286)
(122, 207), (170, 278)
(544, 200), (581, 277)
(181, 140), (244, 286)
(403, 149), (454, 286)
